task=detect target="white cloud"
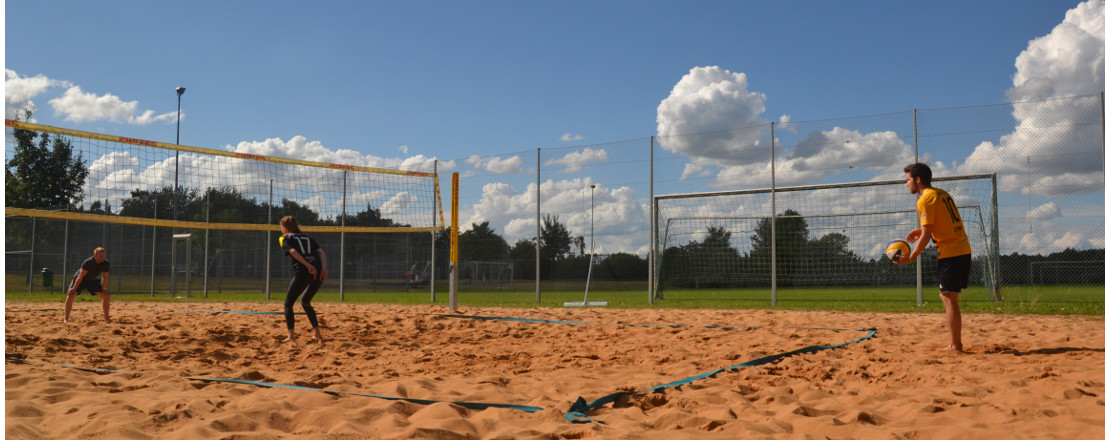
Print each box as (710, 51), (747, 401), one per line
(957, 0), (1104, 197)
(74, 131), (449, 228)
(1026, 202), (1061, 221)
(380, 192), (417, 216)
(656, 66), (770, 163)
(544, 147), (608, 173)
(225, 136), (452, 174)
(48, 86), (179, 125)
(464, 179), (649, 254)
(465, 155), (526, 174)
(5, 69), (71, 120)
(560, 133), (583, 142)
(1009, 0), (1104, 101)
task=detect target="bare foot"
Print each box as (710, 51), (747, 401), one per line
(284, 337), (296, 343)
(940, 344), (964, 352)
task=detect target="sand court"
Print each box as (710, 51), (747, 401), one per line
(5, 300), (1104, 439)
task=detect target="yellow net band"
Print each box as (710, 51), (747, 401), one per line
(5, 207), (445, 233)
(5, 119), (435, 178)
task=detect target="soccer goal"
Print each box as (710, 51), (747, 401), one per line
(5, 120), (447, 299)
(652, 175), (1000, 305)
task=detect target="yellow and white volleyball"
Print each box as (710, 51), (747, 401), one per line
(885, 240), (910, 262)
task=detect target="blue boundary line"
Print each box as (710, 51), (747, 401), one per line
(5, 308), (877, 423)
(562, 327), (878, 423)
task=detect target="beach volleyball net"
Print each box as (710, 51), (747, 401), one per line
(5, 120), (447, 296)
(652, 175), (1000, 303)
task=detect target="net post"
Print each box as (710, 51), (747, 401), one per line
(431, 160), (438, 303)
(340, 171), (347, 302)
(449, 172), (459, 312)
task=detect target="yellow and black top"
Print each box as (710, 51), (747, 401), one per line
(917, 187), (972, 259)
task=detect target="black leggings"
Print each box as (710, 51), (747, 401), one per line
(285, 270), (322, 330)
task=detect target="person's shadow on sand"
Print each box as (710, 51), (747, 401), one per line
(984, 346), (1104, 356)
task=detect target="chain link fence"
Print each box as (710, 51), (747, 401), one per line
(7, 94), (1103, 308)
(444, 93), (1103, 306)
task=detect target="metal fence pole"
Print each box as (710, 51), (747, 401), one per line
(770, 122), (777, 307)
(151, 198), (157, 297)
(648, 136), (655, 304)
(28, 217), (35, 294)
(340, 171), (347, 302)
(204, 189), (210, 298)
(535, 148), (541, 303)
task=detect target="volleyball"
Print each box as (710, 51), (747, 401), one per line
(885, 240), (910, 262)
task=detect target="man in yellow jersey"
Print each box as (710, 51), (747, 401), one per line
(895, 163), (972, 352)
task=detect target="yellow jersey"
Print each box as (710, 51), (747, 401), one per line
(917, 187), (972, 258)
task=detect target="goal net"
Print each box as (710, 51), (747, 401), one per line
(5, 120), (446, 297)
(652, 175), (1000, 303)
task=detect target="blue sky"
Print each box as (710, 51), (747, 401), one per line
(6, 1), (1093, 154)
(5, 0), (1105, 256)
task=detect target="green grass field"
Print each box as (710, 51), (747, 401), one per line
(7, 274), (1102, 315)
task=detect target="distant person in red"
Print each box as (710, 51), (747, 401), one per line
(278, 216), (328, 342)
(64, 247), (112, 323)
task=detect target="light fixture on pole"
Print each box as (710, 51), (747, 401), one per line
(174, 86), (185, 222)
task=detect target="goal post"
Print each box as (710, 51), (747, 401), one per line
(652, 175), (1000, 305)
(5, 120), (447, 298)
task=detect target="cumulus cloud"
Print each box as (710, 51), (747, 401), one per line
(48, 86), (179, 125)
(656, 66), (770, 163)
(544, 147), (608, 173)
(655, 66), (916, 188)
(76, 132), (451, 228)
(463, 179), (648, 253)
(1026, 202), (1061, 221)
(560, 133), (583, 142)
(1008, 0), (1104, 101)
(5, 69), (71, 120)
(465, 155), (526, 174)
(225, 136), (452, 174)
(957, 0), (1104, 197)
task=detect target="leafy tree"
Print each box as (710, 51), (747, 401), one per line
(5, 111), (90, 210)
(750, 210), (811, 286)
(595, 252), (648, 281)
(459, 221), (510, 262)
(276, 198), (322, 225)
(508, 238), (537, 280)
(658, 226), (743, 289)
(118, 186), (201, 220)
(539, 214), (574, 279)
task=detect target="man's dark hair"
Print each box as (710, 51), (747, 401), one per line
(904, 163), (932, 187)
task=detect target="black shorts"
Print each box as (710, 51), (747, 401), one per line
(70, 279), (104, 295)
(937, 254), (972, 293)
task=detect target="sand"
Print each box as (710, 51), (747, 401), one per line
(4, 300), (1104, 439)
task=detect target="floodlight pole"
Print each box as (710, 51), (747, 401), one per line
(174, 87), (185, 223)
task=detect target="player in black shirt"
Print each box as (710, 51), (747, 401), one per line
(64, 247), (112, 323)
(278, 216), (328, 342)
